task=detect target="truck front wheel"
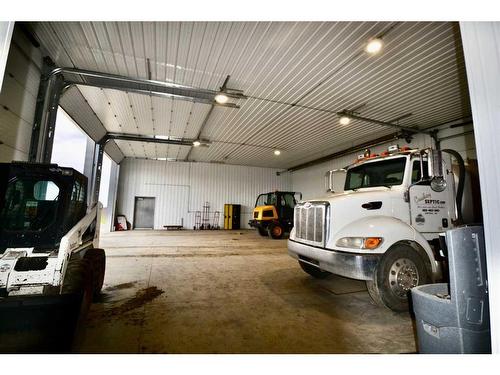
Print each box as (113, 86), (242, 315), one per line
(366, 244), (430, 312)
(299, 261), (331, 279)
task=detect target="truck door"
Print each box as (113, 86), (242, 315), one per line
(408, 159), (456, 233)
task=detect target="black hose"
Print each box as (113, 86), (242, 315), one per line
(442, 149), (465, 224)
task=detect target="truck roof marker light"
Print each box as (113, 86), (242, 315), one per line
(363, 149), (371, 158)
(400, 146), (410, 151)
(380, 151), (390, 157)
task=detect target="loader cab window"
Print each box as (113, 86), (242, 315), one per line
(255, 193), (277, 207)
(0, 178), (61, 231)
(345, 157), (407, 190)
(281, 193), (296, 209)
(280, 193), (296, 219)
(67, 178), (87, 229)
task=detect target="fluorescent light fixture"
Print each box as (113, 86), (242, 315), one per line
(193, 140), (201, 147)
(365, 38), (384, 55)
(214, 93), (229, 104)
(274, 150), (281, 156)
(339, 116), (351, 125)
(156, 157), (167, 161)
(154, 135), (169, 140)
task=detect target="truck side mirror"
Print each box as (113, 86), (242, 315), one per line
(427, 149), (447, 192)
(325, 169), (346, 193)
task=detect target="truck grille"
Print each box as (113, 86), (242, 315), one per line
(294, 201), (329, 246)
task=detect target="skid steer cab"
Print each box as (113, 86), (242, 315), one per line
(249, 191), (302, 239)
(288, 145), (479, 312)
(0, 162), (106, 311)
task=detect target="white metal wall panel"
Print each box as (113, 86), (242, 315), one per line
(0, 67), (36, 126)
(460, 21), (500, 354)
(116, 158), (292, 229)
(0, 106), (32, 155)
(0, 28), (41, 162)
(0, 22), (14, 92)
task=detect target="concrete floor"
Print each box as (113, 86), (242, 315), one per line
(78, 230), (417, 353)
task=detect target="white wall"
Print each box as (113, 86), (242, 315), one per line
(460, 21), (500, 354)
(116, 158), (292, 230)
(0, 22), (14, 91)
(0, 27), (41, 162)
(291, 129), (476, 200)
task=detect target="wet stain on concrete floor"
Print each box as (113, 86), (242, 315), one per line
(92, 286), (164, 321)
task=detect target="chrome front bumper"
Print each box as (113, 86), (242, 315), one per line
(288, 239), (381, 281)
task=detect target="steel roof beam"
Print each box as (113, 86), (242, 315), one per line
(105, 132), (196, 147)
(336, 111), (431, 135)
(59, 67), (245, 108)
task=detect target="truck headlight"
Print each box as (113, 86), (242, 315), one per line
(336, 237), (383, 250)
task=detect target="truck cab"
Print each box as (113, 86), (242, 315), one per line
(288, 146), (469, 311)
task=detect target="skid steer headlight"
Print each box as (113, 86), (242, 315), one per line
(336, 237), (383, 250)
(0, 264), (11, 272)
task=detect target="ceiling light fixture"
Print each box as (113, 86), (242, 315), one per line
(339, 116), (351, 125)
(193, 140), (201, 147)
(214, 93), (229, 104)
(156, 157), (167, 161)
(365, 38), (384, 55)
(274, 150), (281, 156)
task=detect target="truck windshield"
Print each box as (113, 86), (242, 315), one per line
(344, 157), (407, 190)
(0, 177), (61, 231)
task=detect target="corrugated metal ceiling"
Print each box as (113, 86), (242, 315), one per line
(30, 21), (471, 168)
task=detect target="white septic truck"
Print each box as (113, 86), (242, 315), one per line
(288, 145), (476, 311)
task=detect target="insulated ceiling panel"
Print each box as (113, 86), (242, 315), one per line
(114, 139), (191, 160)
(31, 21), (471, 168)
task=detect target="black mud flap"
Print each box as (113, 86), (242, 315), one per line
(0, 294), (82, 353)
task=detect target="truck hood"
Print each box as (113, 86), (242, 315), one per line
(307, 186), (404, 206)
(304, 187), (407, 235)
